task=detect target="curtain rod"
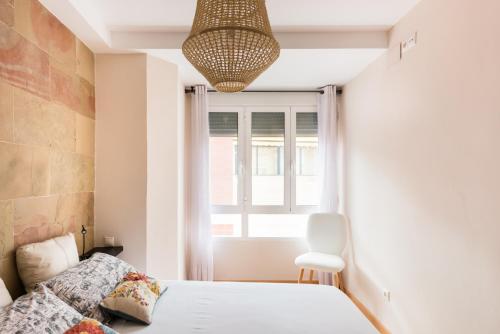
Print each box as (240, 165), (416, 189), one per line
(184, 87), (343, 95)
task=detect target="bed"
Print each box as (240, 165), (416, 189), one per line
(1, 234), (377, 334)
(112, 280), (377, 334)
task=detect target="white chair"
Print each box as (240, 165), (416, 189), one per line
(294, 213), (347, 289)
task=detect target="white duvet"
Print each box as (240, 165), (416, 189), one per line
(111, 281), (377, 334)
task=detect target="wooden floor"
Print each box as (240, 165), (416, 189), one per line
(215, 279), (389, 334)
(345, 289), (391, 334)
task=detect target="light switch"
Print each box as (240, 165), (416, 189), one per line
(400, 32), (418, 58)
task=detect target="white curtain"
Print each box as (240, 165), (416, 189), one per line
(317, 85), (339, 285)
(186, 85), (214, 281)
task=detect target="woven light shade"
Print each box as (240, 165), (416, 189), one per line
(182, 0), (280, 93)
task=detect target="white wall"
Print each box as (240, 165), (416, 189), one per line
(208, 92), (316, 281)
(146, 56), (183, 279)
(342, 0), (500, 332)
(176, 78), (186, 280)
(209, 91), (318, 107)
(96, 54), (185, 278)
(95, 54), (148, 271)
(214, 238), (308, 281)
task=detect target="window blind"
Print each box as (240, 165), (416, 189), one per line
(209, 112), (238, 136)
(296, 112), (318, 136)
(252, 112), (285, 137)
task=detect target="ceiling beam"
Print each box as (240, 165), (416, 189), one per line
(40, 0), (111, 51)
(110, 30), (388, 50)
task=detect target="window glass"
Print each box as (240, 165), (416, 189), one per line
(295, 112), (319, 206)
(209, 112), (238, 205)
(251, 112), (285, 206)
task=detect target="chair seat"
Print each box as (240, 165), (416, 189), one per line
(294, 252), (345, 272)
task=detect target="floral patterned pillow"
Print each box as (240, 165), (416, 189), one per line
(0, 285), (86, 333)
(122, 272), (161, 297)
(64, 318), (118, 334)
(41, 252), (135, 322)
(100, 272), (166, 325)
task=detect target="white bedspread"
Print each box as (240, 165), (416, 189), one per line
(112, 281), (377, 334)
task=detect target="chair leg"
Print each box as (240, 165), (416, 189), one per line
(308, 269), (314, 283)
(298, 268), (305, 284)
(336, 272), (345, 292)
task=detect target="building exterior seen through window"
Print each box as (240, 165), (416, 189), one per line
(209, 108), (319, 238)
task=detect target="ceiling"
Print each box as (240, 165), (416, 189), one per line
(146, 49), (386, 89)
(41, 0), (421, 89)
(75, 0), (419, 31)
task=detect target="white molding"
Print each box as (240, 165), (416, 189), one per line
(110, 30), (388, 50)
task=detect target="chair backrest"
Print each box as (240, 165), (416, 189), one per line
(306, 213), (347, 255)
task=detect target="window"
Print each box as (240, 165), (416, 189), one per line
(295, 112), (319, 206)
(208, 111), (239, 206)
(209, 106), (319, 237)
(251, 112), (285, 206)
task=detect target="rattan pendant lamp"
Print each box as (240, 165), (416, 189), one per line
(182, 0), (280, 93)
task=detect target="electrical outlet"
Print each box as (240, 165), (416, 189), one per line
(400, 32), (418, 58)
(383, 289), (391, 302)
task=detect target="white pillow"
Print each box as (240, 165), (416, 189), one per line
(0, 278), (13, 308)
(16, 233), (79, 291)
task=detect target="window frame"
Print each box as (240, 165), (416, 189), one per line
(209, 105), (319, 239)
(290, 106), (320, 213)
(246, 106), (291, 214)
(209, 106), (245, 216)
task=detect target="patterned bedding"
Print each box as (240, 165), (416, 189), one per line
(0, 285), (83, 333)
(40, 252), (135, 322)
